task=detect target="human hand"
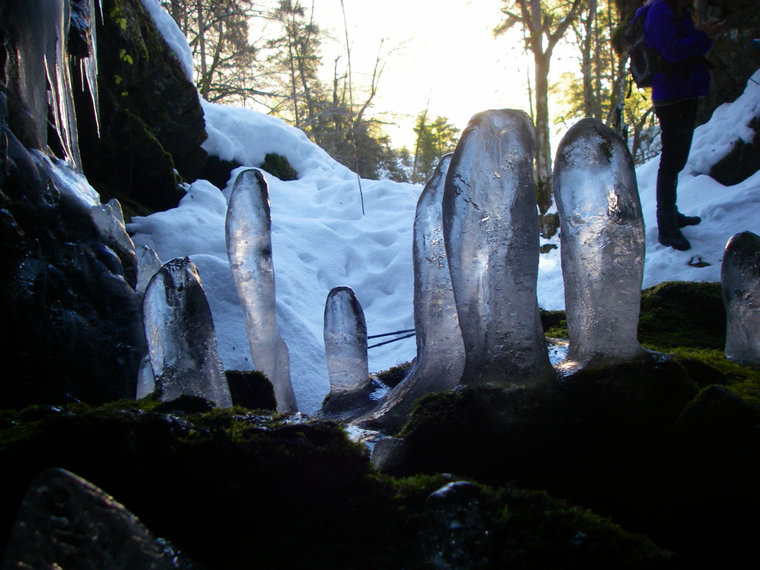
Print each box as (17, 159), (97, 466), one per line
(699, 17), (729, 39)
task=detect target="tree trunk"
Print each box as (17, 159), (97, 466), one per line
(534, 51), (552, 215)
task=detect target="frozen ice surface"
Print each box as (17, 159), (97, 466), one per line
(136, 245), (162, 295)
(442, 109), (553, 385)
(553, 118), (646, 368)
(135, 353), (155, 399)
(359, 154), (464, 431)
(324, 286), (369, 395)
(721, 231), (760, 367)
(226, 169), (297, 413)
(142, 257), (232, 407)
(90, 198), (136, 259)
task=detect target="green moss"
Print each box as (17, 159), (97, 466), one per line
(259, 153), (297, 181)
(541, 309), (568, 337)
(375, 361), (412, 388)
(638, 281), (725, 349)
(0, 403), (673, 569)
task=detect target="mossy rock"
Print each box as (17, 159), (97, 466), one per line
(393, 351), (760, 568)
(639, 281), (725, 350)
(74, 0), (207, 214)
(0, 404), (669, 569)
(259, 153), (297, 181)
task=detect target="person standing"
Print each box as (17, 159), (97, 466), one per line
(643, 0), (727, 250)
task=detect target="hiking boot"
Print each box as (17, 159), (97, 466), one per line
(676, 212), (701, 227)
(657, 209), (692, 251)
(659, 229), (691, 250)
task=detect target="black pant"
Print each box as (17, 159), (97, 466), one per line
(654, 98), (699, 213)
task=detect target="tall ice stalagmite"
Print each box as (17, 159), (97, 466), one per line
(722, 231), (760, 368)
(359, 154), (464, 431)
(226, 168), (297, 413)
(442, 110), (552, 385)
(142, 257), (232, 407)
(553, 118), (646, 369)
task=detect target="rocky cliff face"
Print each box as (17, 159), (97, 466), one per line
(0, 0), (209, 408)
(75, 0), (208, 215)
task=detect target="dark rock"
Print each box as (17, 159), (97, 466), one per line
(225, 370), (276, 410)
(259, 153), (297, 181)
(197, 155), (241, 190)
(0, 124), (144, 408)
(674, 384), (760, 461)
(698, 2), (760, 127)
(154, 395), (216, 415)
(74, 0), (208, 214)
(709, 116), (760, 185)
(0, 406), (669, 570)
(638, 281), (725, 349)
(369, 436), (406, 472)
(319, 377), (388, 422)
(1, 467), (199, 569)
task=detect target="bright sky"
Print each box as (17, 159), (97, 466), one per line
(315, 0), (534, 148)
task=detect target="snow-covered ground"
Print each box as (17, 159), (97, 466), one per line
(127, 0), (760, 414)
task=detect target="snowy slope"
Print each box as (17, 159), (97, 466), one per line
(129, 1), (760, 414)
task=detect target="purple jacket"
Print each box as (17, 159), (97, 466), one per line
(641, 0), (713, 104)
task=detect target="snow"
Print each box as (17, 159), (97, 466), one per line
(139, 0), (194, 82)
(124, 4), (760, 415)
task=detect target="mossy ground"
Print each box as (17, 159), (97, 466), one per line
(0, 402), (669, 569)
(1, 281), (757, 568)
(397, 282), (760, 569)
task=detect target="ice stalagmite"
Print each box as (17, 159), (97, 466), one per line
(721, 231), (760, 367)
(359, 154), (464, 431)
(226, 169), (297, 413)
(142, 257), (232, 407)
(323, 286), (370, 401)
(442, 110), (553, 385)
(553, 118), (646, 369)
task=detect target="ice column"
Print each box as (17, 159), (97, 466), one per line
(721, 231), (760, 367)
(324, 286), (370, 397)
(1, 0), (82, 168)
(142, 257), (232, 407)
(553, 118), (646, 369)
(442, 109), (553, 385)
(226, 168), (297, 413)
(359, 154), (465, 431)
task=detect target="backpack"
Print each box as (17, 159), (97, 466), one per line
(623, 7), (660, 88)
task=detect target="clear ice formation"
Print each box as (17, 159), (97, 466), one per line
(2, 0), (83, 169)
(442, 109), (553, 385)
(359, 154), (465, 431)
(136, 244), (163, 295)
(324, 286), (370, 396)
(553, 118), (646, 369)
(142, 257), (232, 407)
(226, 168), (297, 413)
(721, 231), (760, 367)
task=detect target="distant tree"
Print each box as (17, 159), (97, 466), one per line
(495, 0), (583, 216)
(412, 112), (460, 184)
(161, 0), (266, 103)
(265, 0), (323, 131)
